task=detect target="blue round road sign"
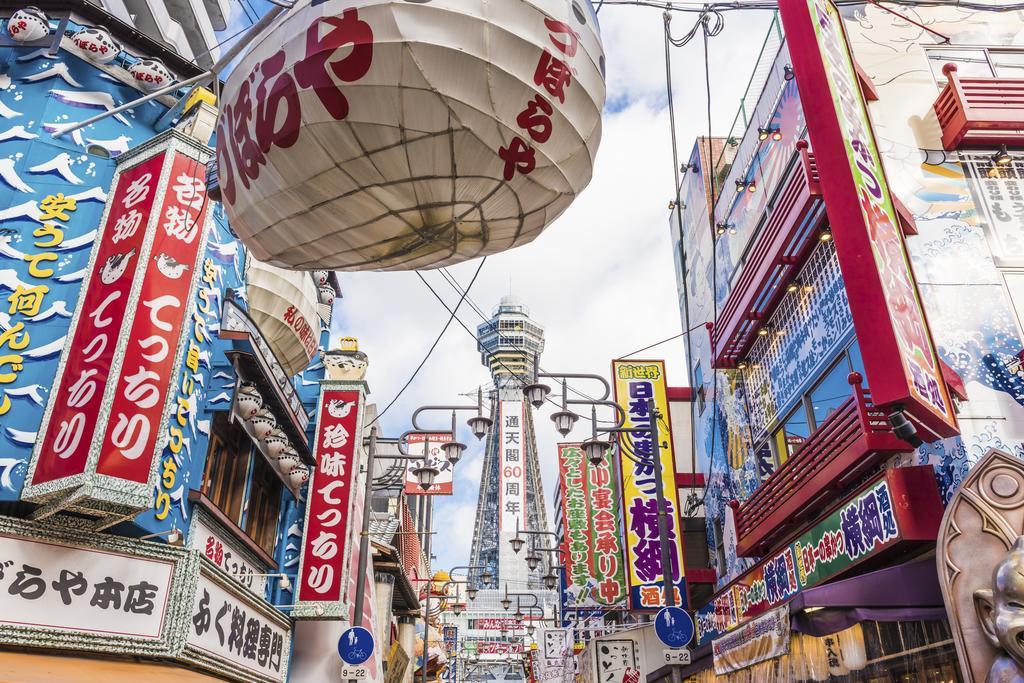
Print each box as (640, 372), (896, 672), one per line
(339, 626), (375, 665)
(654, 606), (694, 649)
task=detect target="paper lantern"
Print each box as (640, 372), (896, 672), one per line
(71, 25), (120, 64)
(235, 382), (263, 419)
(288, 464), (310, 488)
(7, 7), (48, 42)
(129, 58), (174, 91)
(262, 430), (289, 457)
(245, 255), (321, 376)
(276, 448), (301, 473)
(247, 407), (278, 440)
(216, 0), (606, 271)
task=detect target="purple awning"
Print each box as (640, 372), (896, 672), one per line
(790, 557), (946, 637)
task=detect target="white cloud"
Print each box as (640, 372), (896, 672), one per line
(331, 5), (775, 572)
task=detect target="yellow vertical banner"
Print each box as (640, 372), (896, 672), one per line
(612, 359), (686, 610)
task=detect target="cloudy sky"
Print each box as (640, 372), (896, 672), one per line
(317, 3), (776, 572)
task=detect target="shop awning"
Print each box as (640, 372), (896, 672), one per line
(0, 651), (226, 682)
(790, 556), (947, 637)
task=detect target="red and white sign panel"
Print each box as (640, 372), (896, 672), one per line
(404, 432), (454, 496)
(96, 152), (210, 482)
(499, 400), (526, 532)
(297, 388), (361, 603)
(31, 154), (165, 485)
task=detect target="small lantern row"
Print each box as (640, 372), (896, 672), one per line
(235, 383), (310, 491)
(7, 7), (175, 92)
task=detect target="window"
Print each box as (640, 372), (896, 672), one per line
(927, 47), (1024, 81)
(767, 342), (864, 464)
(202, 412), (284, 556)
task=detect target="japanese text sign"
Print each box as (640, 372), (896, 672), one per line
(712, 605), (790, 675)
(694, 466), (942, 646)
(186, 567), (290, 681)
(612, 360), (686, 611)
(405, 432), (454, 496)
(556, 443), (627, 608)
(190, 513), (267, 596)
(593, 640), (636, 683)
(296, 385), (362, 604)
(96, 151), (210, 483)
(779, 0), (957, 440)
(499, 401), (526, 532)
(30, 153), (166, 485)
(0, 533), (174, 639)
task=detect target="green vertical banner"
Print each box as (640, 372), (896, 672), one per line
(556, 444), (628, 609)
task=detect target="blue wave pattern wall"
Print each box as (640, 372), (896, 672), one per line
(0, 45), (166, 500)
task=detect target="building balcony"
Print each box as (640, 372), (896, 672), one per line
(934, 63), (1024, 150)
(730, 373), (910, 558)
(710, 142), (826, 369)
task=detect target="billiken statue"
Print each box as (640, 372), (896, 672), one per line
(976, 536), (1024, 682)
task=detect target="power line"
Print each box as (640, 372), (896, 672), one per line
(368, 257), (488, 428)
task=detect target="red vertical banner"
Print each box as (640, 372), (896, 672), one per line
(30, 154), (166, 485)
(296, 386), (362, 605)
(779, 0), (958, 440)
(96, 152), (210, 481)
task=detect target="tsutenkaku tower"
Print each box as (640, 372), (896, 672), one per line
(469, 295), (552, 590)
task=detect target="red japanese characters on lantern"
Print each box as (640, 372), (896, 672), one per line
(295, 386), (363, 608)
(29, 154), (165, 485)
(216, 0), (605, 272)
(95, 153), (210, 482)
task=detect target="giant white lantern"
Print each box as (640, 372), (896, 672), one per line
(216, 0), (605, 271)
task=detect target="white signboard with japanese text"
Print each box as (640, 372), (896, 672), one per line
(190, 514), (267, 595)
(186, 567), (291, 682)
(499, 400), (526, 531)
(543, 628), (569, 662)
(594, 640), (637, 683)
(404, 432), (454, 496)
(0, 533), (174, 639)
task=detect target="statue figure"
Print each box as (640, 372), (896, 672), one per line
(975, 536), (1024, 683)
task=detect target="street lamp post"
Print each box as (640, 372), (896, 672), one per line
(351, 396), (490, 681)
(523, 371), (678, 608)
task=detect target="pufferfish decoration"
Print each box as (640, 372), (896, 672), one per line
(7, 6), (49, 42)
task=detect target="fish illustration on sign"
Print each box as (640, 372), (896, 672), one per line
(155, 253), (189, 279)
(99, 248), (136, 284)
(326, 399), (356, 419)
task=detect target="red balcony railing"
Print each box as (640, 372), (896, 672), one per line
(711, 142), (825, 369)
(934, 63), (1024, 150)
(730, 373), (910, 558)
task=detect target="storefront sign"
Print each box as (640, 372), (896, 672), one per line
(695, 466), (942, 646)
(476, 618), (521, 630)
(779, 0), (957, 440)
(0, 532), (175, 639)
(185, 566), (290, 682)
(612, 360), (686, 610)
(189, 513), (267, 595)
(29, 153), (166, 485)
(556, 444), (627, 608)
(295, 383), (363, 612)
(543, 628), (568, 661)
(476, 641), (523, 655)
(443, 625), (458, 654)
(405, 433), (454, 496)
(593, 640), (636, 683)
(384, 642), (410, 683)
(712, 605), (790, 675)
(499, 400), (526, 531)
(96, 151), (210, 482)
